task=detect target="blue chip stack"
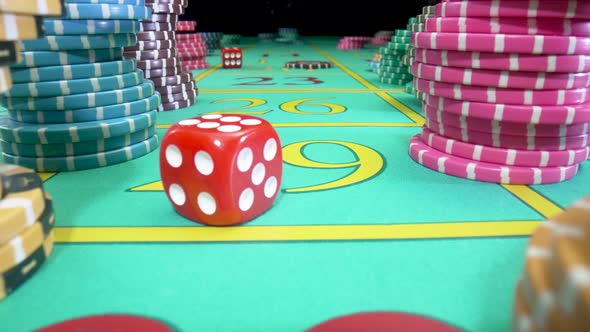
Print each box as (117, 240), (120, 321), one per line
(0, 0), (161, 172)
(368, 60), (380, 73)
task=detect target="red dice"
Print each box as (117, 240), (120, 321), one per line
(159, 114), (282, 226)
(221, 47), (242, 68)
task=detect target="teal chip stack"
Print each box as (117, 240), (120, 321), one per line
(200, 32), (224, 54)
(377, 18), (414, 86)
(221, 34), (242, 46)
(276, 28), (299, 43)
(0, 0), (161, 172)
(404, 5), (435, 99)
(258, 33), (275, 43)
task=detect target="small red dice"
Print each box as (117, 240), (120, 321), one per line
(221, 47), (242, 68)
(159, 114), (282, 226)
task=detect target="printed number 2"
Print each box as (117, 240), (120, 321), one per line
(208, 98), (271, 115)
(208, 98), (346, 115)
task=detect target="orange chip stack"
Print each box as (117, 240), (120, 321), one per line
(514, 196), (590, 331)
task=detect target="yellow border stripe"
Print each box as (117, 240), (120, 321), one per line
(273, 122), (420, 128)
(198, 88), (405, 94)
(376, 91), (425, 126)
(308, 42), (424, 125)
(54, 221), (539, 243)
(193, 64), (221, 82)
(39, 172), (57, 181)
(156, 122), (421, 129)
(501, 184), (564, 219)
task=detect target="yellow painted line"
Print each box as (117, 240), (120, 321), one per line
(273, 122), (419, 128)
(308, 43), (383, 90)
(214, 72), (353, 76)
(54, 221), (540, 243)
(501, 184), (564, 219)
(200, 72), (350, 76)
(156, 122), (420, 129)
(198, 88), (405, 94)
(376, 91), (425, 126)
(193, 64), (221, 82)
(308, 42), (424, 125)
(39, 172), (57, 181)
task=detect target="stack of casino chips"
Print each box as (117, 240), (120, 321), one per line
(405, 5), (435, 97)
(276, 28), (299, 43)
(123, 0), (198, 111)
(0, 1), (160, 172)
(371, 31), (394, 47)
(368, 53), (381, 73)
(514, 195), (590, 331)
(174, 20), (210, 71)
(336, 36), (371, 50)
(221, 34), (242, 46)
(408, 0), (590, 185)
(0, 163), (55, 301)
(0, 0), (65, 94)
(377, 16), (417, 86)
(200, 32), (223, 54)
(258, 33), (275, 43)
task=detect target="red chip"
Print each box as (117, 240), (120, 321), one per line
(34, 314), (175, 332)
(306, 311), (462, 332)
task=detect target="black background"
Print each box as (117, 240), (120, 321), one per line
(181, 1), (440, 37)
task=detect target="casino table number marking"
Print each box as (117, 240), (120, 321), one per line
(281, 98), (346, 115)
(206, 98), (347, 116)
(233, 77), (324, 86)
(283, 77), (324, 85)
(130, 140), (383, 194)
(234, 77), (273, 86)
(282, 140), (384, 193)
(209, 98), (272, 115)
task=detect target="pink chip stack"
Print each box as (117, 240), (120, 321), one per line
(408, 0), (590, 185)
(175, 21), (210, 71)
(336, 36), (372, 50)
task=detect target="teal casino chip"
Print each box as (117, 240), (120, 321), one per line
(0, 109), (157, 144)
(4, 70), (144, 97)
(19, 34), (136, 52)
(0, 81), (155, 111)
(7, 93), (161, 124)
(64, 0), (145, 5)
(10, 49), (124, 69)
(0, 126), (156, 157)
(2, 135), (160, 172)
(43, 19), (141, 35)
(10, 59), (136, 83)
(61, 4), (151, 20)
